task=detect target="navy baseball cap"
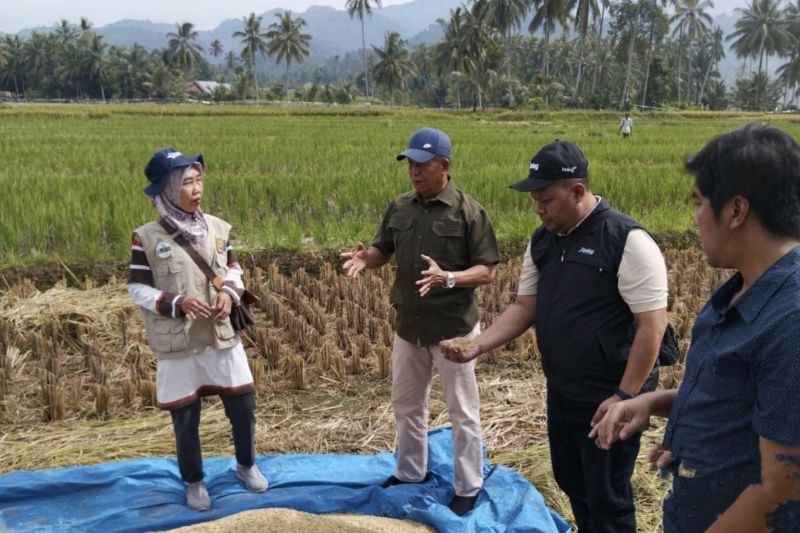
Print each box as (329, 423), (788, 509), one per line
(144, 147), (204, 197)
(510, 140), (588, 192)
(396, 127), (452, 163)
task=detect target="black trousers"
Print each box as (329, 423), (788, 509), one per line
(547, 390), (642, 533)
(170, 391), (256, 483)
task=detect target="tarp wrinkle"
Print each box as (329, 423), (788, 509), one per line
(0, 427), (571, 533)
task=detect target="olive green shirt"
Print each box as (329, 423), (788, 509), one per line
(372, 179), (500, 346)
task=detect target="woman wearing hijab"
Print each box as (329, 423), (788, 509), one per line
(126, 147), (267, 511)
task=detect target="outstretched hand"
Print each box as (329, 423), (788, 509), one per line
(341, 242), (369, 277)
(416, 254), (447, 297)
(440, 337), (482, 363)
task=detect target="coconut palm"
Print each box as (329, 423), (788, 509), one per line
(434, 7), (470, 108)
(529, 0), (571, 80)
(1, 35), (26, 94)
(728, 0), (793, 79)
(85, 33), (108, 101)
(345, 0), (383, 98)
(266, 11), (312, 91)
(371, 31), (417, 104)
(570, 0), (599, 103)
(484, 0), (532, 106)
(461, 0), (496, 109)
(209, 39), (223, 58)
(671, 0), (713, 103)
(233, 13), (269, 103)
(166, 22), (204, 74)
(696, 26), (725, 105)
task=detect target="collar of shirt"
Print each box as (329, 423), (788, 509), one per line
(557, 195), (602, 237)
(413, 177), (457, 207)
(711, 245), (800, 324)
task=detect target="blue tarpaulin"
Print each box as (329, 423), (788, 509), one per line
(0, 427), (571, 532)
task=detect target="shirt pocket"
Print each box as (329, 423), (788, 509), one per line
(388, 215), (415, 262)
(428, 218), (466, 265)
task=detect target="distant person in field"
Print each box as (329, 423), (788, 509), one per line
(619, 113), (633, 139)
(441, 139), (669, 532)
(126, 148), (267, 511)
(590, 123), (800, 531)
(340, 127), (500, 516)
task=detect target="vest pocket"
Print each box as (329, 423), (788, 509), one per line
(155, 260), (186, 294)
(150, 317), (189, 353)
(214, 318), (236, 341)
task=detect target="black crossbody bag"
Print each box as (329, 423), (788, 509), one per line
(159, 219), (258, 332)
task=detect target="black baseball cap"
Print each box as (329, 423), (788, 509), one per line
(510, 140), (588, 192)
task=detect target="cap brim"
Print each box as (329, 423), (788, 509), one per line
(396, 149), (435, 163)
(509, 177), (555, 192)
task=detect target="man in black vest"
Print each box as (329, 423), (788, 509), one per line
(441, 140), (668, 532)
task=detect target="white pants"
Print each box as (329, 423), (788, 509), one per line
(390, 323), (482, 497)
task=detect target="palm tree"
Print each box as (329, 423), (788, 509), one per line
(484, 0), (532, 106)
(671, 0), (713, 103)
(209, 39), (223, 58)
(371, 31), (417, 104)
(778, 1), (800, 105)
(233, 13), (269, 103)
(728, 0), (793, 80)
(345, 0), (383, 98)
(85, 33), (108, 102)
(2, 35), (26, 94)
(529, 0), (571, 80)
(166, 22), (204, 74)
(461, 0), (496, 109)
(696, 26), (725, 105)
(434, 7), (470, 108)
(265, 11), (312, 91)
(54, 20), (78, 46)
(570, 0), (599, 103)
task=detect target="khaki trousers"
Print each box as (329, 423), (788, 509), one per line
(390, 323), (482, 497)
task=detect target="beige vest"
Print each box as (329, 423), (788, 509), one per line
(135, 214), (239, 359)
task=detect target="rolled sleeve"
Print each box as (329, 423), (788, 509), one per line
(517, 241), (539, 296)
(618, 229), (668, 313)
(466, 208), (501, 266)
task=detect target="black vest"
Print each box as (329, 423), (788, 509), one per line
(532, 199), (646, 404)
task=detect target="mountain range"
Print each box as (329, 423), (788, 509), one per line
(12, 0), (463, 64)
(3, 1), (758, 82)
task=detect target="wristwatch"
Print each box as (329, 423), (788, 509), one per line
(445, 271), (456, 289)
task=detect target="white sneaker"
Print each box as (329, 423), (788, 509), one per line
(236, 464), (268, 492)
(186, 481), (211, 511)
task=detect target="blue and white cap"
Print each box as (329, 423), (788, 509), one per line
(396, 127), (452, 163)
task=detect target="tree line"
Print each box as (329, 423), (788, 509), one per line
(1, 0), (800, 111)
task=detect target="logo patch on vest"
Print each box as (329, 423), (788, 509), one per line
(578, 247), (595, 255)
(215, 236), (226, 255)
(155, 241), (172, 259)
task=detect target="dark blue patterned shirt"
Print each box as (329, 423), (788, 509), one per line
(661, 246), (800, 531)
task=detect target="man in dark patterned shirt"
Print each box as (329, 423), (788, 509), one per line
(590, 122), (800, 531)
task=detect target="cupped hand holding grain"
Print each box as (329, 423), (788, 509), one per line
(440, 337), (481, 363)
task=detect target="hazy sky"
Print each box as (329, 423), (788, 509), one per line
(2, 0), (750, 35)
(1, 0), (413, 34)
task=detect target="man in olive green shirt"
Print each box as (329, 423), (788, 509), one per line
(341, 127), (500, 516)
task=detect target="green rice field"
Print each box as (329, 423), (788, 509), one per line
(0, 103), (794, 268)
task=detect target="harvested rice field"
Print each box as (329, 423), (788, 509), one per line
(0, 248), (728, 531)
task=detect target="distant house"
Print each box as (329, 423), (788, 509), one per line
(0, 91), (13, 100)
(185, 81), (230, 96)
